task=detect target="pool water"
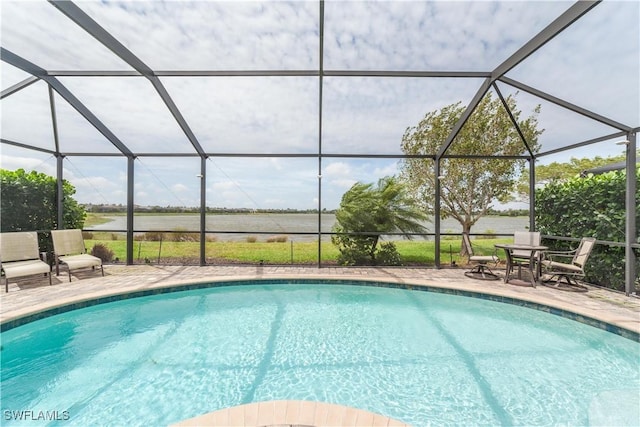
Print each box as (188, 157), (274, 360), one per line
(1, 283), (639, 426)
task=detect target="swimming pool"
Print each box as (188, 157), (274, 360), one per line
(1, 281), (639, 426)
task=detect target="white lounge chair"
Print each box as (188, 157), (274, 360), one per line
(462, 233), (500, 280)
(51, 229), (103, 282)
(0, 231), (51, 292)
(541, 237), (596, 292)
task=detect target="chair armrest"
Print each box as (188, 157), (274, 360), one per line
(542, 250), (575, 261)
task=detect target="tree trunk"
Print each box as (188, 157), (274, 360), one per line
(460, 223), (472, 257)
(369, 235), (379, 264)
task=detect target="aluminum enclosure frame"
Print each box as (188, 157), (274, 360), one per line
(1, 0), (638, 294)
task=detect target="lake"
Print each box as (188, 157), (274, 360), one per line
(90, 213), (529, 242)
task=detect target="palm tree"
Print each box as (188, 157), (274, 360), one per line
(332, 176), (429, 265)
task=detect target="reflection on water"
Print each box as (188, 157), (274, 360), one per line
(90, 214), (528, 242)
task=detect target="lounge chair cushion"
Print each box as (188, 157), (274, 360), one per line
(2, 259), (50, 279)
(58, 254), (102, 271)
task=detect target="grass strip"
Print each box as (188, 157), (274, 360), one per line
(86, 237), (510, 266)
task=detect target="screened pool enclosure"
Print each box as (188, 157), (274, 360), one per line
(1, 0), (638, 293)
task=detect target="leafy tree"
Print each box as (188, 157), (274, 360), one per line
(514, 152), (634, 197)
(400, 93), (542, 251)
(331, 176), (428, 265)
(1, 169), (86, 256)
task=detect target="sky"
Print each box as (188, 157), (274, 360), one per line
(1, 0), (638, 210)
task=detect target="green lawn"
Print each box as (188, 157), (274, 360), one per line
(86, 235), (510, 266)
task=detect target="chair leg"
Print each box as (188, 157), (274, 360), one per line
(542, 273), (588, 292)
(465, 264), (499, 281)
(68, 269), (72, 282)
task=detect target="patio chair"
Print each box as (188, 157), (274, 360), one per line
(508, 231), (541, 279)
(541, 237), (596, 292)
(0, 231), (51, 292)
(51, 229), (103, 282)
(462, 233), (499, 280)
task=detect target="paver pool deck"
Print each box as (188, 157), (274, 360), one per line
(2, 264), (639, 426)
(2, 264), (638, 335)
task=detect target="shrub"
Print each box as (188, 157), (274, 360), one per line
(91, 243), (114, 263)
(442, 229), (457, 240)
(267, 235), (288, 243)
(246, 236), (258, 243)
(82, 231), (94, 240)
(482, 229), (497, 239)
(335, 239), (402, 266)
(206, 235), (218, 242)
(110, 233), (119, 241)
(169, 228), (199, 242)
(143, 231), (165, 241)
(1, 169), (86, 257)
(536, 169), (640, 291)
(375, 242), (402, 266)
(335, 242), (372, 266)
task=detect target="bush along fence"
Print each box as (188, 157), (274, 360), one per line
(536, 169), (640, 292)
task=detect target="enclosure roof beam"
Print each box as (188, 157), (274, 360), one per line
(323, 70), (491, 78)
(42, 70), (492, 78)
(1, 48), (134, 157)
(1, 139), (56, 155)
(537, 130), (628, 157)
(436, 78), (492, 159)
(1, 76), (40, 100)
(491, 0), (600, 80)
(49, 0), (206, 158)
(500, 77), (632, 132)
(435, 0), (602, 161)
(493, 83), (534, 157)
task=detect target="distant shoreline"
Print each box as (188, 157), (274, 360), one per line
(86, 213), (529, 242)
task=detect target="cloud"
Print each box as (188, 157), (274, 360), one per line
(0, 154), (56, 176)
(323, 162), (357, 189)
(171, 183), (190, 193)
(323, 161), (351, 177)
(163, 76), (318, 154)
(78, 1), (319, 70)
(321, 77), (483, 153)
(330, 178), (357, 189)
(0, 1), (131, 70)
(1, 81), (55, 150)
(323, 1), (571, 71)
(373, 163), (400, 178)
(211, 181), (237, 191)
(506, 0), (639, 127)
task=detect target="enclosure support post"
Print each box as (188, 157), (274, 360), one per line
(56, 155), (64, 229)
(625, 132), (637, 295)
(434, 159), (441, 268)
(317, 0), (325, 269)
(199, 157), (207, 266)
(50, 85), (65, 230)
(317, 163), (322, 269)
(529, 158), (536, 231)
(126, 156), (135, 265)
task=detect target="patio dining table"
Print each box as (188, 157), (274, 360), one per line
(495, 243), (549, 287)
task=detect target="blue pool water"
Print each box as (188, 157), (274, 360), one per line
(1, 283), (639, 426)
